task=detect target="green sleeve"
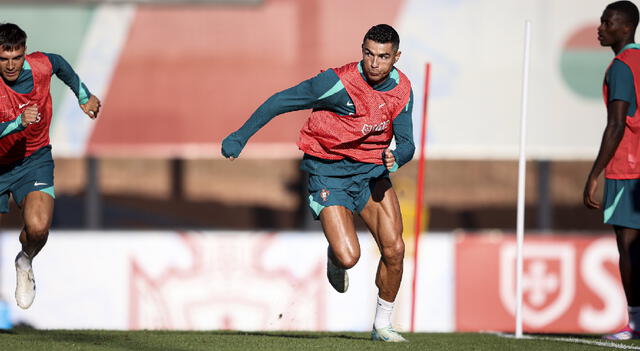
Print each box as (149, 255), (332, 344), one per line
(45, 52), (92, 104)
(390, 89), (415, 168)
(221, 70), (341, 158)
(0, 115), (25, 138)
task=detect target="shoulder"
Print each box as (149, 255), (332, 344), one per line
(332, 62), (359, 76)
(608, 59), (633, 83)
(611, 59), (631, 72)
(313, 68), (340, 83)
(27, 51), (54, 65)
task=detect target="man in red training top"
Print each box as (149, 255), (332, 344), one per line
(222, 24), (414, 342)
(0, 23), (101, 310)
(584, 1), (640, 340)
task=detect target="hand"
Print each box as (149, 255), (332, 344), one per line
(383, 148), (396, 171)
(583, 176), (600, 209)
(221, 133), (244, 160)
(21, 104), (40, 127)
(80, 95), (101, 119)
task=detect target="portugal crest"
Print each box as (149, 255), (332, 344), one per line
(320, 189), (330, 202)
(499, 242), (576, 328)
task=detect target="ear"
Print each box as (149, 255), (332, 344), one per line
(394, 50), (401, 64)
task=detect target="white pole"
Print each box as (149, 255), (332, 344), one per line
(515, 20), (532, 339)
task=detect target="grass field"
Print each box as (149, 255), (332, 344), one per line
(2, 329), (640, 351)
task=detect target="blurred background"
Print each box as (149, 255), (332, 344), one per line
(0, 0), (630, 336)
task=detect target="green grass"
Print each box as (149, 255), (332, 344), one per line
(1, 329), (639, 350)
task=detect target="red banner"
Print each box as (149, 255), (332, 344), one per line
(455, 234), (627, 333)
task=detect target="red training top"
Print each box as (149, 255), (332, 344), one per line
(0, 52), (53, 165)
(297, 62), (411, 164)
(604, 48), (640, 179)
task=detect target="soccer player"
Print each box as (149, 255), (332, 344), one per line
(584, 1), (640, 340)
(222, 24), (413, 342)
(0, 23), (101, 309)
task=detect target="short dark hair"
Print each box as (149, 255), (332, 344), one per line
(0, 23), (26, 51)
(607, 1), (640, 28)
(363, 24), (400, 52)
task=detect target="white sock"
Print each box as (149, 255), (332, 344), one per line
(374, 296), (394, 330)
(16, 251), (31, 270)
(629, 306), (640, 330)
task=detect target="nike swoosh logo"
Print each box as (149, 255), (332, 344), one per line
(346, 101), (354, 106)
(34, 182), (48, 186)
(19, 103), (29, 108)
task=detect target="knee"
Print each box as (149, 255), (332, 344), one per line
(333, 249), (360, 269)
(382, 239), (405, 264)
(25, 218), (50, 241)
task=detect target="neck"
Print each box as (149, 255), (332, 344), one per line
(613, 38), (635, 54)
(366, 74), (388, 87)
(2, 77), (15, 86)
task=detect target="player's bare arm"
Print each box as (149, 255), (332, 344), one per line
(584, 99), (628, 209)
(80, 95), (101, 119)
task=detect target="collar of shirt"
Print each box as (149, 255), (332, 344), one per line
(357, 61), (398, 91)
(620, 43), (640, 54)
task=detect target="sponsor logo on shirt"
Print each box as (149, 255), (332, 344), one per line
(362, 120), (390, 135)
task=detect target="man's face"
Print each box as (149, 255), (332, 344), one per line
(361, 39), (400, 85)
(0, 46), (25, 82)
(598, 9), (630, 47)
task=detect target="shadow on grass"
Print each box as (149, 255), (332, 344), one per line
(525, 333), (602, 339)
(8, 330), (193, 351)
(217, 330), (370, 341)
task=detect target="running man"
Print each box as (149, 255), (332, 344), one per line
(584, 1), (640, 340)
(0, 23), (101, 309)
(222, 24), (413, 342)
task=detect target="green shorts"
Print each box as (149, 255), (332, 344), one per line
(0, 145), (55, 213)
(307, 166), (388, 220)
(603, 178), (640, 229)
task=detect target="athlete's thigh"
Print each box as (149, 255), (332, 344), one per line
(320, 205), (360, 255)
(359, 177), (403, 248)
(21, 190), (54, 230)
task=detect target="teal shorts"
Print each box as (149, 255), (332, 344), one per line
(0, 145), (55, 213)
(307, 166), (388, 220)
(603, 178), (640, 229)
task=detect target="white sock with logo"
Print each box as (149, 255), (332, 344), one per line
(374, 296), (394, 330)
(629, 306), (640, 331)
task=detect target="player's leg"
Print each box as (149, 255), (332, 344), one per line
(359, 177), (406, 342)
(319, 206), (360, 293)
(20, 190), (53, 258)
(602, 178), (640, 339)
(14, 190), (53, 310)
(609, 225), (640, 339)
(321, 206), (360, 269)
(360, 177), (404, 302)
(308, 173), (361, 293)
(320, 206), (360, 293)
(12, 146), (55, 309)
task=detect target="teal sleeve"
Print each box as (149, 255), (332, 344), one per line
(221, 70), (340, 158)
(0, 115), (25, 138)
(607, 59), (637, 116)
(45, 53), (92, 104)
(390, 89), (415, 167)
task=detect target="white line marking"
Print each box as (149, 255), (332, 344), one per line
(493, 332), (640, 350)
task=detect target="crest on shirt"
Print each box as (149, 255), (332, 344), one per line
(320, 189), (330, 202)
